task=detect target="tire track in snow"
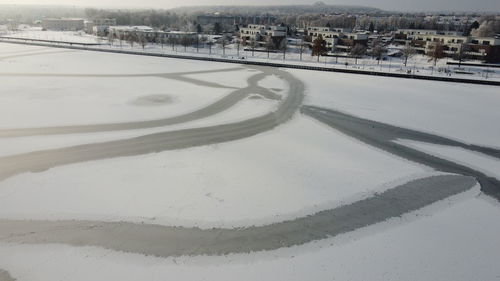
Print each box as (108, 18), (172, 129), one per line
(301, 105), (500, 200)
(0, 66), (302, 182)
(0, 67), (271, 137)
(0, 175), (476, 257)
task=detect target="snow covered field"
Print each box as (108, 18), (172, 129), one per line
(1, 42), (500, 281)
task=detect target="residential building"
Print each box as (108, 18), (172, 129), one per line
(41, 18), (84, 31)
(396, 29), (500, 62)
(197, 15), (237, 25)
(108, 26), (153, 40)
(85, 18), (117, 35)
(306, 26), (368, 52)
(239, 24), (286, 47)
(108, 26), (198, 43)
(197, 14), (277, 26)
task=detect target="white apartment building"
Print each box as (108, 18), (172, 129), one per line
(396, 29), (500, 61)
(397, 29), (463, 36)
(85, 18), (117, 35)
(108, 26), (197, 43)
(306, 27), (369, 50)
(239, 24), (286, 45)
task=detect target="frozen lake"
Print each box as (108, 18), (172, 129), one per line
(1, 42), (500, 281)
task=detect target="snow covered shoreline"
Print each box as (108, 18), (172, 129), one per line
(2, 38), (499, 85)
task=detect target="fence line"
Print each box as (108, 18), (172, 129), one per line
(2, 38), (499, 87)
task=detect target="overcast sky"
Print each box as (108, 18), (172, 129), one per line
(0, 0), (498, 12)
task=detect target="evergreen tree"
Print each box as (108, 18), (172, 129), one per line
(368, 22), (375, 32)
(213, 22), (222, 35)
(312, 35), (327, 62)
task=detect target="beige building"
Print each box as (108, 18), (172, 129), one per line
(239, 24), (286, 46)
(306, 27), (368, 51)
(396, 29), (500, 62)
(85, 19), (117, 35)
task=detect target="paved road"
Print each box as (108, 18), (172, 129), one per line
(0, 66), (303, 182)
(301, 105), (500, 200)
(0, 175), (476, 257)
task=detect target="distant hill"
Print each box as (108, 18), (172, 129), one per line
(169, 4), (385, 15)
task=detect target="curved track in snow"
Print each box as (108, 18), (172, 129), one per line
(0, 48), (496, 259)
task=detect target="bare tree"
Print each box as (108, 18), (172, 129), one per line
(235, 38), (241, 58)
(157, 36), (165, 49)
(7, 22), (18, 31)
(350, 44), (367, 64)
(118, 33), (124, 48)
(428, 41), (444, 66)
(249, 37), (257, 57)
(265, 36), (275, 59)
(167, 36), (177, 51)
(402, 42), (416, 67)
(207, 39), (213, 55)
(180, 35), (192, 52)
(279, 38), (288, 60)
(218, 35), (230, 56)
(299, 39), (307, 61)
(138, 33), (148, 50)
(454, 43), (469, 67)
(371, 41), (386, 64)
(199, 35), (208, 53)
(195, 34), (200, 53)
(127, 32), (138, 48)
(108, 32), (115, 46)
